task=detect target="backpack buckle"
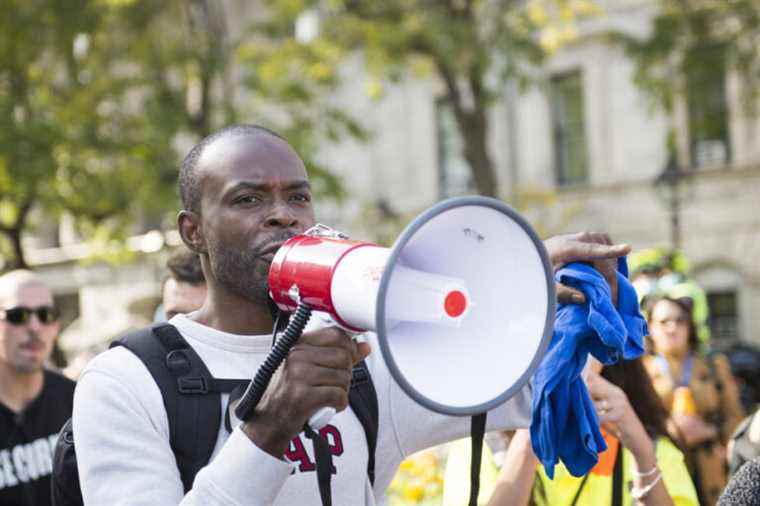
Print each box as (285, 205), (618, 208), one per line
(166, 350), (192, 375)
(178, 377), (208, 394)
(351, 366), (369, 386)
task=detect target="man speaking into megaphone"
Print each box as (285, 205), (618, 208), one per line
(71, 124), (629, 506)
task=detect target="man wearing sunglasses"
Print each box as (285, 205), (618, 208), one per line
(0, 269), (75, 506)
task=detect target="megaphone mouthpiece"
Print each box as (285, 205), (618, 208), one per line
(381, 264), (471, 328)
(270, 229), (474, 332)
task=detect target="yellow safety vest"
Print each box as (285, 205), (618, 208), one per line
(442, 437), (699, 506)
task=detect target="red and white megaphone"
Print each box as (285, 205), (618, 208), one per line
(228, 196), (556, 504)
(268, 225), (472, 333)
(265, 196), (555, 420)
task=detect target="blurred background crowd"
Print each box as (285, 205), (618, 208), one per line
(2, 0), (759, 504)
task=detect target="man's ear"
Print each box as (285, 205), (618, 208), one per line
(178, 210), (206, 254)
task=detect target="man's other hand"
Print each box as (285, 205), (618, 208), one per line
(242, 327), (371, 458)
(544, 232), (630, 305)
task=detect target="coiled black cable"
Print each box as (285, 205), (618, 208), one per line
(235, 301), (313, 422)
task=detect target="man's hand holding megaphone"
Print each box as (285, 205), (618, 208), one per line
(241, 327), (371, 458)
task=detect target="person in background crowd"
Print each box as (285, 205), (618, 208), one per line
(718, 457), (760, 506)
(629, 248), (710, 350)
(156, 247), (207, 321)
(443, 357), (698, 506)
(643, 295), (744, 505)
(0, 270), (75, 506)
(718, 456), (760, 505)
(727, 406), (760, 477)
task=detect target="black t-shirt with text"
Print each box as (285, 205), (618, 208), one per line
(0, 369), (75, 506)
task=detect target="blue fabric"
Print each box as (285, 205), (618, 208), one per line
(530, 258), (647, 478)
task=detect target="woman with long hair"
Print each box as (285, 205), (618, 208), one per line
(443, 357), (698, 505)
(644, 295), (744, 505)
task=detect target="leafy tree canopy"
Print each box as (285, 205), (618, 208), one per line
(617, 0), (759, 113)
(0, 0), (357, 269)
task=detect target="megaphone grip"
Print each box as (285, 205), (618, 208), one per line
(235, 302), (313, 422)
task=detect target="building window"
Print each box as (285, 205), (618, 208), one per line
(686, 45), (731, 168)
(435, 98), (473, 199)
(550, 71), (589, 186)
(707, 290), (739, 342)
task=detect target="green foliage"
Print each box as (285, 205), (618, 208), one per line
(0, 0), (356, 269)
(267, 0), (548, 101)
(614, 0), (759, 113)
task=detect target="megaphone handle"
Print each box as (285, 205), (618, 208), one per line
(308, 407), (337, 431)
(235, 302), (313, 422)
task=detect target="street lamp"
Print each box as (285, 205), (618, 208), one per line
(654, 155), (693, 250)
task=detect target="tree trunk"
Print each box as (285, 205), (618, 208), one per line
(2, 228), (29, 270)
(0, 196), (35, 271)
(434, 59), (499, 198)
(460, 108), (498, 197)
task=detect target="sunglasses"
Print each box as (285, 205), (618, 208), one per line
(0, 306), (60, 326)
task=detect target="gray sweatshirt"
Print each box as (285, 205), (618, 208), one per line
(73, 313), (532, 505)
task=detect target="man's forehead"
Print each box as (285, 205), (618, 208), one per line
(197, 133), (308, 188)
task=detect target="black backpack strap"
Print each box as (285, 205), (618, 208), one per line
(348, 359), (378, 486)
(468, 413), (487, 506)
(51, 418), (82, 506)
(303, 359), (378, 506)
(612, 443), (624, 506)
(570, 473), (591, 506)
(305, 424), (334, 506)
(111, 323), (221, 493)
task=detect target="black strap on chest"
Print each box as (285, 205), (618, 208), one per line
(301, 359), (379, 506)
(111, 324), (247, 492)
(468, 413), (487, 506)
(306, 424), (334, 506)
(349, 359), (378, 485)
(569, 442), (624, 505)
(612, 443), (624, 506)
(570, 473), (591, 506)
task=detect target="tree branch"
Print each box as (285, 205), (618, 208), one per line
(14, 197), (34, 230)
(434, 57), (466, 119)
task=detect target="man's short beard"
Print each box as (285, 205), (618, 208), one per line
(14, 360), (43, 375)
(208, 245), (270, 304)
